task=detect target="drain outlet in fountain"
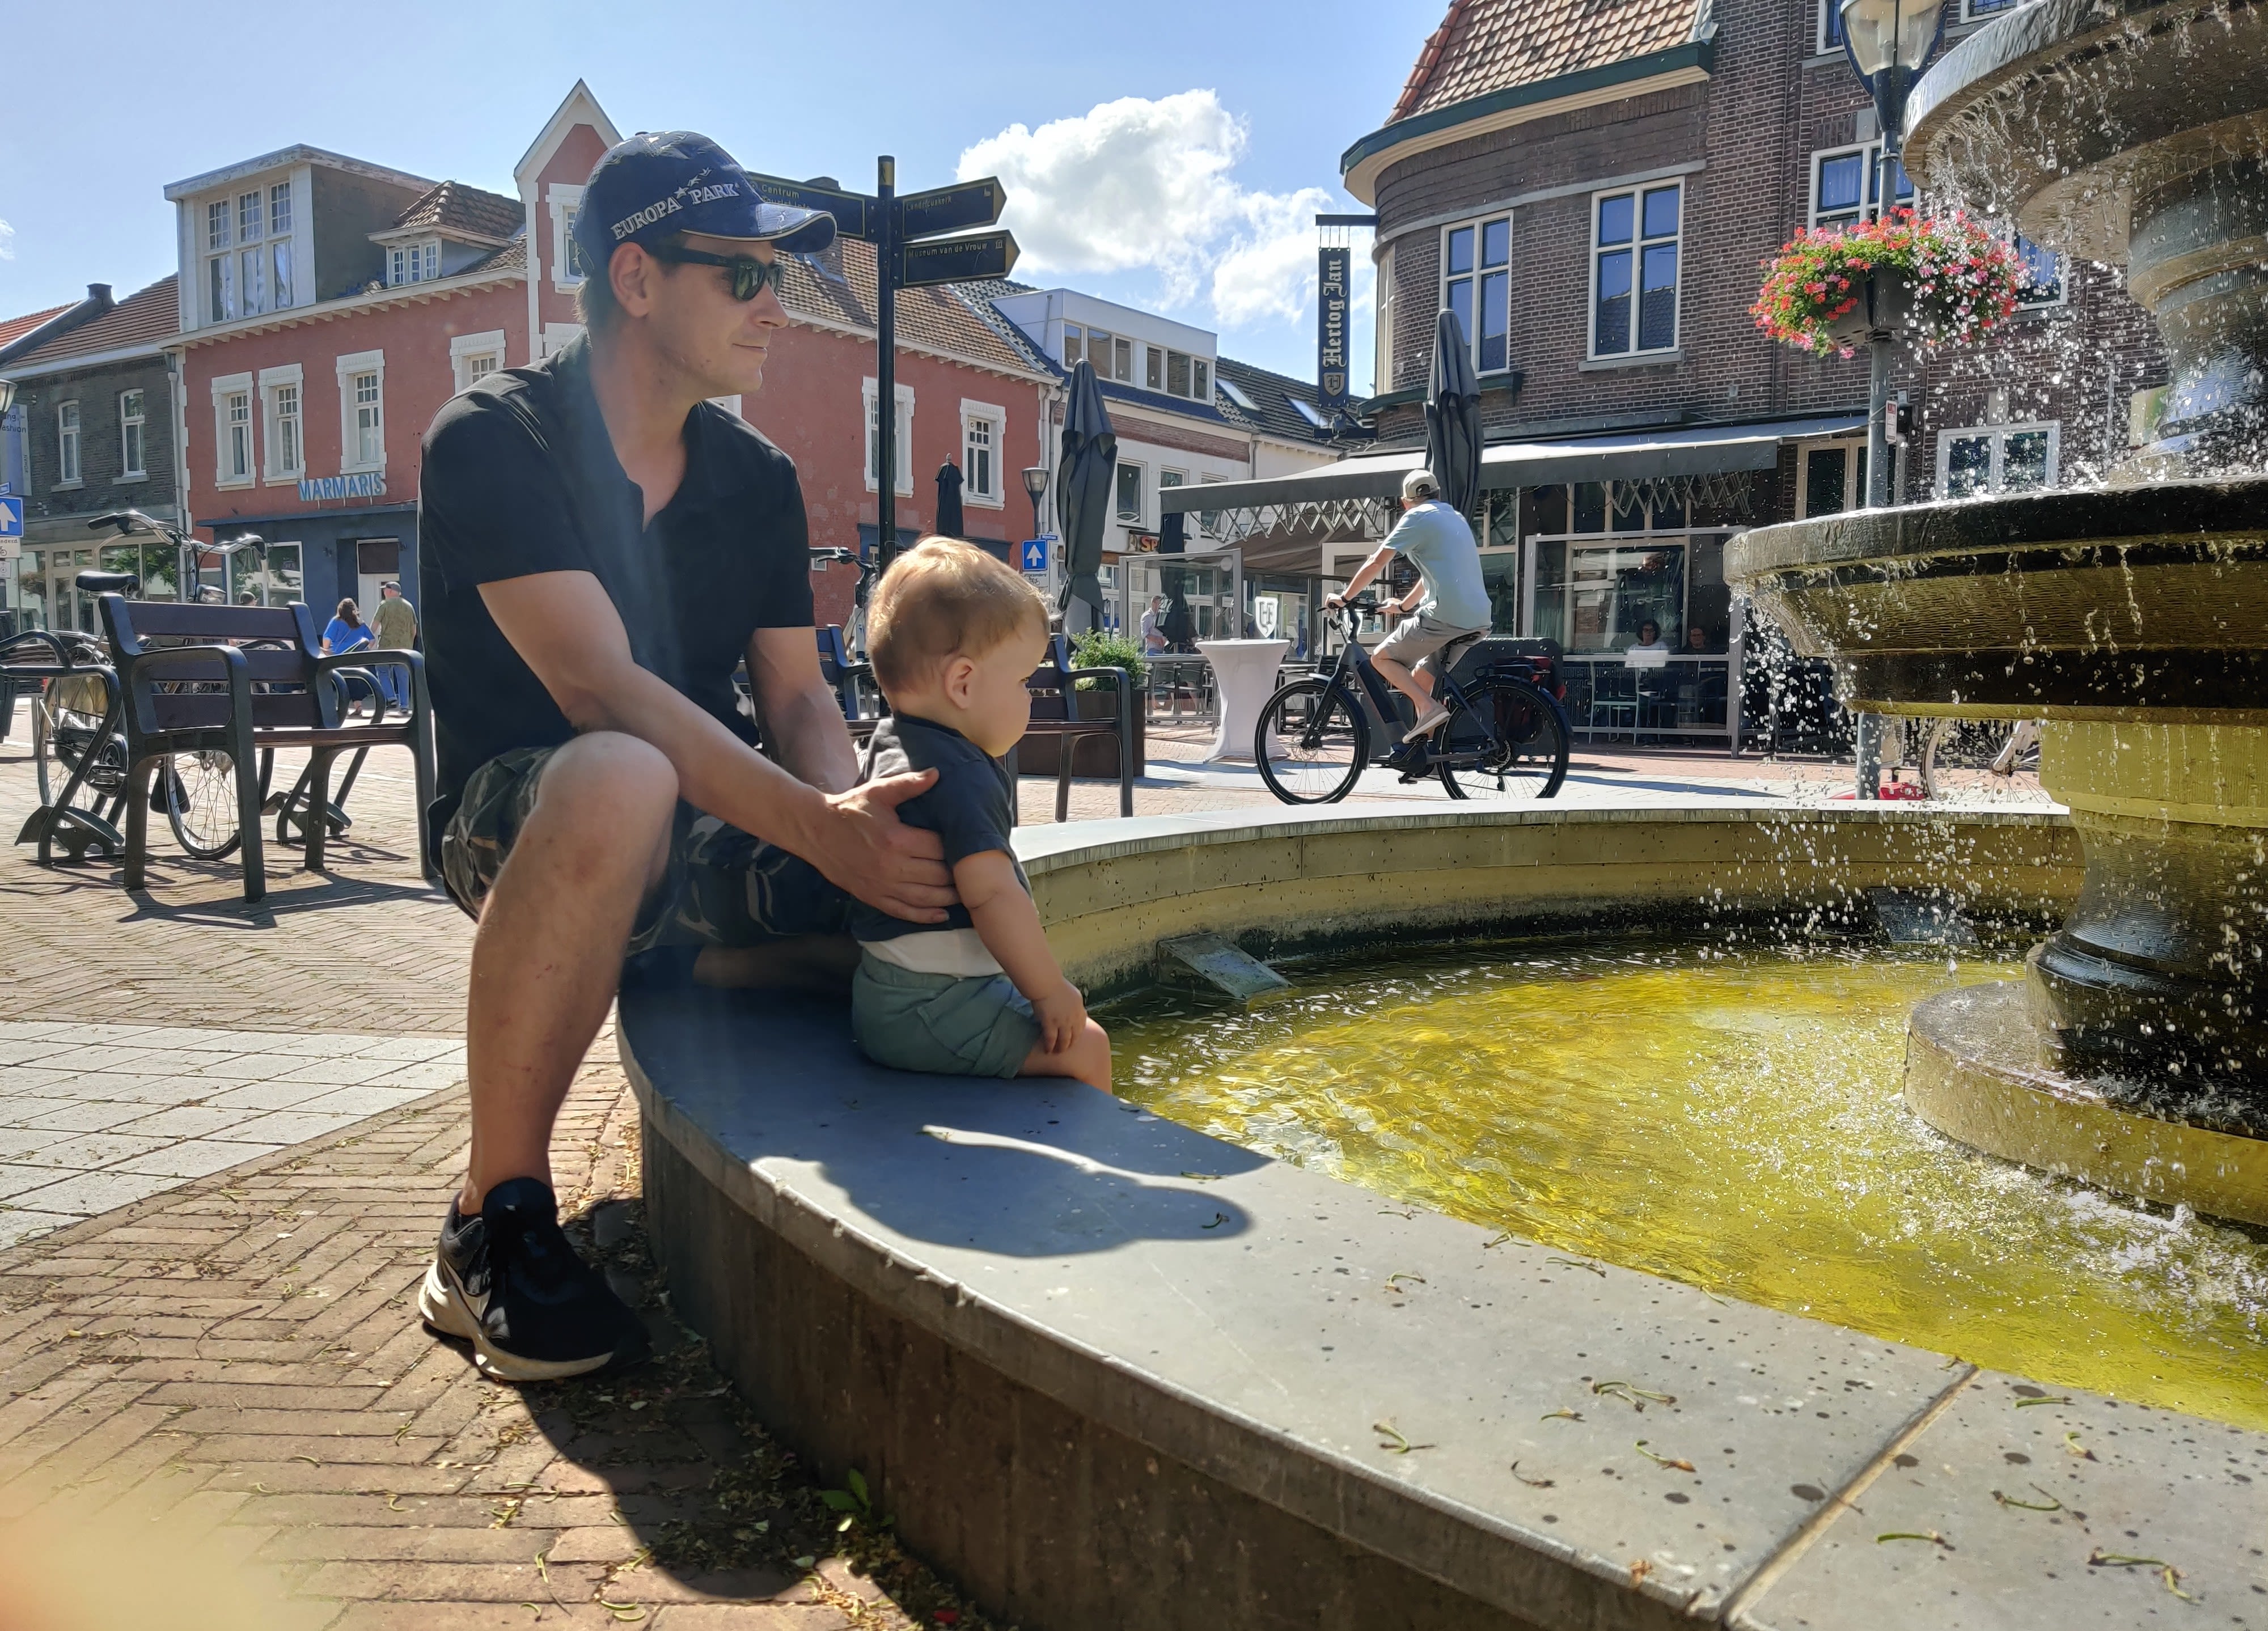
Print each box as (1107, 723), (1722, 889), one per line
(1728, 0), (2268, 1212)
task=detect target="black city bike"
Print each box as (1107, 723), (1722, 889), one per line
(1255, 598), (1571, 803)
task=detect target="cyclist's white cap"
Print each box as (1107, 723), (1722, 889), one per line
(1402, 469), (1441, 501)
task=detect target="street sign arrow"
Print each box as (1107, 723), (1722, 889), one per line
(896, 176), (1006, 242)
(0, 496), (23, 541)
(746, 173), (874, 242)
(896, 231), (1020, 288)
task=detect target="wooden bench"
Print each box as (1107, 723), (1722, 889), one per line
(96, 594), (436, 903)
(1011, 636), (1134, 823)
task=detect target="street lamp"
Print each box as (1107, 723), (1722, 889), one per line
(1838, 0), (1945, 509)
(1021, 465), (1050, 541)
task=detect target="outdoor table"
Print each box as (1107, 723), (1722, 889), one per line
(1197, 638), (1289, 763)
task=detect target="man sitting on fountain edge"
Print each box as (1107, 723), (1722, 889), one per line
(411, 133), (956, 1382)
(1326, 468), (1494, 752)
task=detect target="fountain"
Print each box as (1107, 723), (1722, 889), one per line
(616, 5), (2268, 1621)
(1727, 0), (2268, 1222)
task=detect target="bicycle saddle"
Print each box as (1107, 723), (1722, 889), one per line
(75, 570), (139, 595)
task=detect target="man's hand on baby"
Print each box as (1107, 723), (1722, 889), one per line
(1034, 980), (1088, 1053)
(812, 770), (955, 923)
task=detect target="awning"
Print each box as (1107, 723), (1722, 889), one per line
(1160, 414), (1867, 516)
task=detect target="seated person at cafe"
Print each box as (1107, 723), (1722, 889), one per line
(847, 537), (1114, 1095)
(1629, 620), (1670, 653)
(1685, 624), (1713, 654)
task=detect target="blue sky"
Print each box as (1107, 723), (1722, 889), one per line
(0, 0), (1441, 388)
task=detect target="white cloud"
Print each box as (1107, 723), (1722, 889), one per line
(959, 91), (1335, 327)
(0, 219), (14, 261)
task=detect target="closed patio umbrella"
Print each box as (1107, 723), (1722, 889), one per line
(1055, 359), (1117, 634)
(1426, 308), (1483, 523)
(934, 461), (964, 541)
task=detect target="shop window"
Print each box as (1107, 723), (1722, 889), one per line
(1799, 440), (1868, 516)
(1937, 422), (2058, 497)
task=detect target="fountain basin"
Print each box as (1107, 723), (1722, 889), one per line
(621, 803), (2261, 1630)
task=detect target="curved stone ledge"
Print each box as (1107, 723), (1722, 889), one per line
(622, 803), (2268, 1630)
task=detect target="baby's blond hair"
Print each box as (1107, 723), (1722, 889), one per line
(866, 536), (1049, 695)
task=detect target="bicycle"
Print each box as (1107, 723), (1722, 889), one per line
(1254, 596), (1571, 803)
(809, 545), (879, 659)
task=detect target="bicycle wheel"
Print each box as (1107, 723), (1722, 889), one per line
(33, 674), (121, 807)
(1256, 678), (1369, 804)
(1438, 678), (1571, 800)
(164, 749), (244, 859)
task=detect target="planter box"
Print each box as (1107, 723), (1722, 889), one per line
(1014, 689), (1146, 778)
(1825, 266), (1913, 350)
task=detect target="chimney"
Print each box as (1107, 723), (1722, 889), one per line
(87, 284), (115, 311)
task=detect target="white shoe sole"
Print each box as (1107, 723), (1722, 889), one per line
(1401, 707), (1450, 744)
(417, 1257), (617, 1383)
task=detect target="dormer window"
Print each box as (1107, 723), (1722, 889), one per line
(1143, 346), (1215, 401)
(1063, 324), (1132, 383)
(390, 240), (441, 287)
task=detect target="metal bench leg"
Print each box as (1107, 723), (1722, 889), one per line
(121, 753), (156, 891)
(302, 750), (336, 871)
(1116, 687), (1134, 819)
(1056, 736), (1073, 823)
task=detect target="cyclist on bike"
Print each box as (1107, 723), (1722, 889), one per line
(1326, 468), (1493, 751)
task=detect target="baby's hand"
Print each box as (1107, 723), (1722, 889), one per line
(1034, 980), (1088, 1054)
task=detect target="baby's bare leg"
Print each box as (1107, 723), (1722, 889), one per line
(1020, 1019), (1113, 1094)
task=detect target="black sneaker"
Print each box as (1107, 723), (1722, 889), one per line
(418, 1177), (650, 1381)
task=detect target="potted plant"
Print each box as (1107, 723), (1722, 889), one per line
(1017, 629), (1149, 779)
(1751, 207), (2025, 359)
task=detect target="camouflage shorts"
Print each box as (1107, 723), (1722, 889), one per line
(439, 745), (849, 957)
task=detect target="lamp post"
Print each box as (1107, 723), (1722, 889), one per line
(1838, 0), (1945, 509)
(1021, 465), (1050, 543)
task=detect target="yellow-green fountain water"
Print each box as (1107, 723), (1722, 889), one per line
(1111, 935), (2268, 1430)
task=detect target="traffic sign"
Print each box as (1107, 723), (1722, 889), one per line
(1019, 538), (1049, 573)
(898, 231), (1020, 288)
(746, 174), (874, 242)
(0, 496), (23, 540)
(897, 177), (1006, 242)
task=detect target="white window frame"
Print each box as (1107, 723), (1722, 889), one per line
(1114, 459), (1146, 527)
(55, 401), (81, 488)
(1439, 213), (1515, 376)
(959, 399), (1005, 507)
(2010, 232), (2067, 310)
(335, 350), (386, 474)
(450, 329), (509, 393)
(1959, 0), (2021, 20)
(548, 183), (587, 291)
(1814, 0), (1846, 54)
(211, 371), (256, 488)
(862, 378), (915, 496)
(390, 239), (442, 288)
(117, 389), (147, 481)
(541, 321), (585, 359)
(1807, 142), (1915, 228)
(1935, 421), (2060, 498)
(259, 364), (304, 483)
(1588, 183), (1683, 360)
(1793, 437), (1866, 517)
(1198, 473), (1226, 539)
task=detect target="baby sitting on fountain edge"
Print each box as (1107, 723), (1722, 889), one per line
(845, 537), (1114, 1094)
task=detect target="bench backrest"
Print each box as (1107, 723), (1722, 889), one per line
(99, 594), (331, 734)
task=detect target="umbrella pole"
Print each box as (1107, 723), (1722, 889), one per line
(876, 155), (900, 570)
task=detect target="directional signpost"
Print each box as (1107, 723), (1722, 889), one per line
(750, 164), (1018, 569)
(0, 495), (23, 543)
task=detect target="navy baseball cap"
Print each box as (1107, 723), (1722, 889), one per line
(572, 132), (837, 272)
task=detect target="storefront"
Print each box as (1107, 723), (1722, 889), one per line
(207, 500), (418, 619)
(1162, 416), (1862, 747)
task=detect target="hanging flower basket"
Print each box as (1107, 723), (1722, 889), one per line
(1751, 208), (2026, 358)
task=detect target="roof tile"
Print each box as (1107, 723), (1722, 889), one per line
(6, 278), (179, 366)
(392, 180), (522, 242)
(781, 240), (1039, 379)
(0, 303), (76, 350)
(1390, 0), (1698, 122)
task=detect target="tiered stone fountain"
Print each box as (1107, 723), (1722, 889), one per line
(1728, 0), (2268, 1219)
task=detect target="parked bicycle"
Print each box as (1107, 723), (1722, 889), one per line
(809, 545), (879, 658)
(1255, 596), (1571, 803)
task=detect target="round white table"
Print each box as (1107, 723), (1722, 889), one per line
(1198, 638), (1290, 762)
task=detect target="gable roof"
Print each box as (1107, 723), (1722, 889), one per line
(1213, 356), (1339, 447)
(5, 278), (179, 372)
(1390, 0), (1703, 123)
(0, 304), (75, 351)
(390, 180), (522, 243)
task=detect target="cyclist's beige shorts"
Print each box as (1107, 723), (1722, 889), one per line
(1374, 612), (1485, 672)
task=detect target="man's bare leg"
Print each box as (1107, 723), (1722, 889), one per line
(460, 732), (676, 1214)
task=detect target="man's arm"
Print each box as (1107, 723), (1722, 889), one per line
(746, 625), (859, 795)
(480, 569), (951, 921)
(1329, 544), (1405, 609)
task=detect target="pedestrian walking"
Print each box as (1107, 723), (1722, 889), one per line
(371, 581), (420, 711)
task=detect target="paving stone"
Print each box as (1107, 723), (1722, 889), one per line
(329, 1605), (612, 1629)
(115, 1138), (287, 1179)
(221, 1110), (369, 1145)
(15, 1100), (156, 1133)
(651, 1607), (856, 1630)
(299, 1559), (607, 1602)
(7, 1168), (175, 1217)
(23, 1130), (177, 1168)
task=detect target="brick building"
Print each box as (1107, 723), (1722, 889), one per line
(1177, 0), (2170, 745)
(3, 281), (185, 632)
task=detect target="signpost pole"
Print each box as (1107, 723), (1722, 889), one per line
(875, 155), (899, 571)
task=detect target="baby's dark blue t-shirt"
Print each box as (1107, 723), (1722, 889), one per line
(849, 714), (1028, 944)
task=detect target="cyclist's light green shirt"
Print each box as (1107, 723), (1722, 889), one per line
(1384, 501), (1492, 629)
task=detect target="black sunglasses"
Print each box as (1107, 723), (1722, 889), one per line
(645, 245), (791, 302)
